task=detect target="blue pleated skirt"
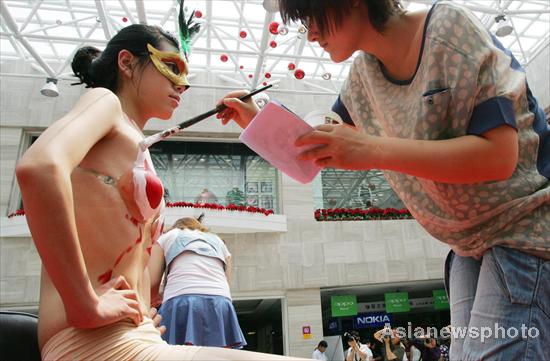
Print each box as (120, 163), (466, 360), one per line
(159, 294), (247, 349)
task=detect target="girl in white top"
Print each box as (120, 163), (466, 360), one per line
(149, 217), (246, 348)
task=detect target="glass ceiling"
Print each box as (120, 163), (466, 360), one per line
(1, 0), (549, 94)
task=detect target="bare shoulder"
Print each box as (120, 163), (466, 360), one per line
(74, 87), (122, 114)
(62, 87), (126, 132)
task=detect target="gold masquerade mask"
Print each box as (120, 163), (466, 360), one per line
(147, 43), (190, 88)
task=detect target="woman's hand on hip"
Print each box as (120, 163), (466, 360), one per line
(66, 275), (143, 328)
(149, 307), (166, 336)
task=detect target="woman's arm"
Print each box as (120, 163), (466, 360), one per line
(148, 244), (166, 307)
(356, 345), (368, 361)
(225, 254), (233, 284)
(346, 348), (354, 361)
(16, 88), (142, 328)
(373, 329), (383, 342)
(384, 339), (397, 361)
(296, 123), (518, 184)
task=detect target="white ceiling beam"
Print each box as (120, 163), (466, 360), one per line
(212, 25), (259, 53)
(159, 0), (177, 27)
(0, 72), (338, 95)
(251, 11), (275, 88)
(35, 12), (61, 62)
(206, 0), (213, 68)
(24, 15), (97, 35)
(232, 1), (261, 51)
(18, 0), (42, 32)
(55, 21), (100, 76)
(235, 1), (245, 70)
(0, 30), (352, 64)
(94, 0), (112, 39)
(65, 0), (83, 38)
(210, 27), (251, 87)
(118, 0), (137, 24)
(292, 32), (307, 66)
(136, 0), (148, 25)
(1, 1), (56, 78)
(1, 23), (29, 61)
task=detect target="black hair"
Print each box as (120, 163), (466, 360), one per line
(278, 0), (404, 35)
(71, 24), (179, 92)
(318, 340), (328, 348)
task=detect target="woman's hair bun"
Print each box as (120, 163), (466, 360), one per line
(71, 46), (102, 87)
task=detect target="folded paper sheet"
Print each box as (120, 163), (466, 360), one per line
(239, 101), (322, 184)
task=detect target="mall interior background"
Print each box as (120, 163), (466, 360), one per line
(1, 1), (549, 358)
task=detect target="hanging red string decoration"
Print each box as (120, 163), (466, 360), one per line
(220, 54), (228, 62)
(239, 30), (247, 38)
(294, 69), (305, 79)
(269, 21), (280, 35)
(269, 40), (277, 48)
(265, 72), (271, 79)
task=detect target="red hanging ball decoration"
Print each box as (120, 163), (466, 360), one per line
(263, 82), (268, 86)
(194, 10), (203, 18)
(239, 65), (244, 69)
(248, 74), (253, 78)
(269, 21), (280, 35)
(269, 40), (277, 48)
(265, 72), (271, 79)
(294, 69), (305, 80)
(122, 17), (128, 23)
(239, 30), (247, 38)
(288, 62), (296, 70)
(220, 54), (228, 62)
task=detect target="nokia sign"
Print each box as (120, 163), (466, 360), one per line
(353, 312), (393, 329)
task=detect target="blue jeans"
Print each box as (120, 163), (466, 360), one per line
(446, 246), (549, 360)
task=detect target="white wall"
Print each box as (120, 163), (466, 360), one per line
(525, 43), (550, 110)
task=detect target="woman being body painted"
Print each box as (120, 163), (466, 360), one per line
(16, 6), (309, 361)
(217, 1), (549, 360)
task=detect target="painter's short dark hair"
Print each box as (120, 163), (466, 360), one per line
(278, 0), (404, 34)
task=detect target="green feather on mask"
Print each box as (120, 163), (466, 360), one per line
(177, 0), (201, 61)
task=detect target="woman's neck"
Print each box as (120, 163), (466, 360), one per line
(361, 10), (428, 81)
(117, 89), (147, 130)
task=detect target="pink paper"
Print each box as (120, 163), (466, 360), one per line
(239, 101), (321, 184)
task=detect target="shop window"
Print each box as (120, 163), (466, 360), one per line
(150, 141), (280, 213)
(313, 169), (405, 210)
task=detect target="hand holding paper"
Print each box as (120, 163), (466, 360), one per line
(239, 101), (342, 184)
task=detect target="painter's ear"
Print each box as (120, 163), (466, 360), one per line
(118, 49), (135, 79)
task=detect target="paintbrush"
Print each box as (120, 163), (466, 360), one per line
(139, 83), (273, 150)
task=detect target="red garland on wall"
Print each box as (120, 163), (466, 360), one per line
(314, 207), (413, 221)
(8, 206), (413, 220)
(166, 202), (275, 216)
(7, 203), (275, 218)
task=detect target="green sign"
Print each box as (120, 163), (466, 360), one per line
(385, 292), (410, 313)
(331, 295), (357, 317)
(433, 289), (450, 310)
